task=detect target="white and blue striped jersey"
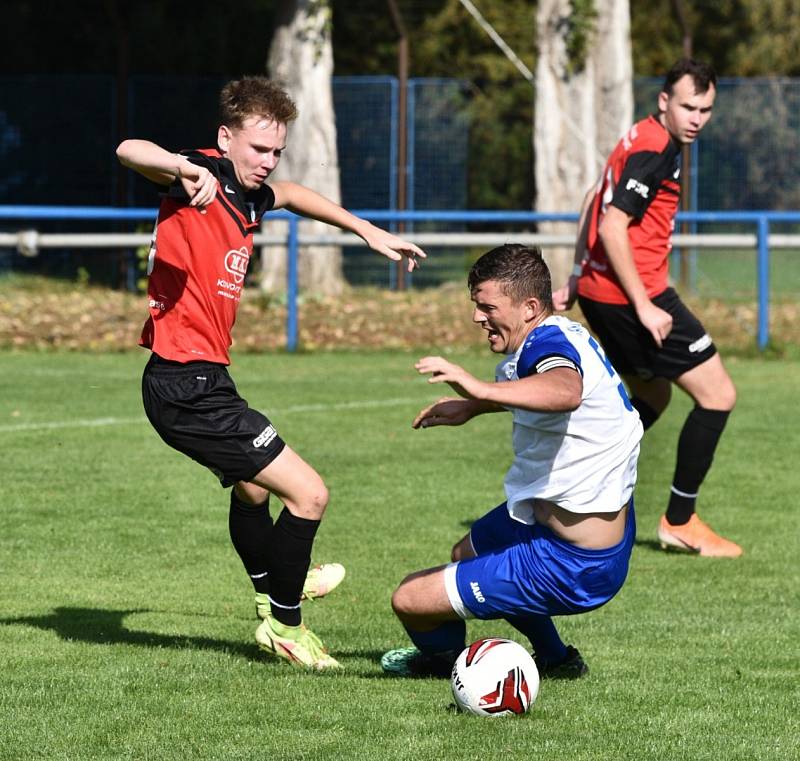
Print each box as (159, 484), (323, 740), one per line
(496, 315), (642, 521)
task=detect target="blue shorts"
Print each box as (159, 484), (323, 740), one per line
(445, 502), (635, 620)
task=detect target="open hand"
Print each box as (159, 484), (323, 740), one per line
(362, 227), (427, 272)
(412, 397), (477, 429)
(552, 275), (579, 311)
(415, 356), (486, 399)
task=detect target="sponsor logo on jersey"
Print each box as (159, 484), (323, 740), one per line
(688, 334), (712, 353)
(224, 246), (250, 284)
(149, 298), (167, 311)
(217, 278), (242, 294)
(470, 581), (486, 603)
(625, 178), (650, 198)
(224, 185), (236, 195)
(253, 425), (278, 449)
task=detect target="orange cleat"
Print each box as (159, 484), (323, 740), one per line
(658, 514), (743, 558)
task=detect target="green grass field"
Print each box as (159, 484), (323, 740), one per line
(1, 350), (798, 761)
(670, 247), (800, 301)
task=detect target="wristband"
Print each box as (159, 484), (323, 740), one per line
(571, 262), (584, 277)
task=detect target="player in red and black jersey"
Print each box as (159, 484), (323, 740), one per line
(554, 59), (742, 558)
(117, 77), (426, 669)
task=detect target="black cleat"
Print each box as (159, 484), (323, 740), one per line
(534, 645), (589, 679)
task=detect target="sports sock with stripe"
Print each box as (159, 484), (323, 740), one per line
(228, 490), (272, 594)
(268, 508), (320, 626)
(667, 406), (730, 525)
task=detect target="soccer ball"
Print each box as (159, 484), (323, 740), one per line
(451, 637), (539, 717)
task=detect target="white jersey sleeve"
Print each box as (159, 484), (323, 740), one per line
(497, 315), (643, 522)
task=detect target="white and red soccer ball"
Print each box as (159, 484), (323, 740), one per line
(451, 637), (540, 717)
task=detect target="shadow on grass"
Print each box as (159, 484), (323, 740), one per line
(2, 609), (406, 675)
(634, 537), (698, 556)
(0, 606), (261, 661)
(634, 537), (668, 552)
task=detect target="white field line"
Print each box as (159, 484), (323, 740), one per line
(0, 397), (423, 434)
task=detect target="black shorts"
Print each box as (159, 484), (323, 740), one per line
(141, 354), (286, 487)
(577, 288), (717, 381)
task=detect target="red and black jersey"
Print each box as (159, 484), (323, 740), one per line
(578, 115), (681, 305)
(139, 149), (275, 364)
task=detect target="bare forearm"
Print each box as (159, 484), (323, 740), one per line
(476, 370), (582, 413)
(271, 181), (372, 236)
(574, 186), (595, 267)
(468, 399), (507, 416)
(116, 140), (189, 185)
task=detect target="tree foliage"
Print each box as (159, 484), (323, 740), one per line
(630, 0), (800, 76)
(7, 0), (800, 214)
(333, 0), (536, 209)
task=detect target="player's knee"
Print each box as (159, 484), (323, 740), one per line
(717, 378), (737, 411)
(305, 482), (330, 518)
(235, 481), (269, 505)
(451, 534), (474, 562)
(701, 376), (737, 412)
(285, 479), (329, 519)
(628, 378), (671, 415)
(391, 580), (416, 621)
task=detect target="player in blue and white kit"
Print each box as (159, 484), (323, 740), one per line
(381, 244), (643, 678)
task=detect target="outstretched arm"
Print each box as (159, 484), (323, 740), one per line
(271, 181), (427, 272)
(116, 140), (218, 211)
(415, 356), (582, 413)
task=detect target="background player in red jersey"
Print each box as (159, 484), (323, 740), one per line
(117, 77), (426, 669)
(553, 59), (741, 558)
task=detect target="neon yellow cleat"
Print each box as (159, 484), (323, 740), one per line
(301, 563), (346, 601)
(255, 563), (346, 619)
(255, 614), (341, 670)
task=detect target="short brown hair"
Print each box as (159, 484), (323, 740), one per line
(219, 77), (298, 129)
(662, 58), (716, 96)
(468, 244), (554, 311)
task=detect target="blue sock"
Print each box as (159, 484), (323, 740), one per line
(404, 620), (466, 659)
(506, 614), (567, 664)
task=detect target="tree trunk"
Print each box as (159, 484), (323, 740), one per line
(261, 0), (345, 296)
(534, 0), (632, 289)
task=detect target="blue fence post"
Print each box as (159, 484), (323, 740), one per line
(287, 215), (299, 352)
(757, 215), (770, 350)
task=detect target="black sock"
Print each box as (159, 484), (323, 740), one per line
(268, 508), (320, 627)
(228, 490), (272, 594)
(631, 396), (660, 431)
(666, 407), (730, 525)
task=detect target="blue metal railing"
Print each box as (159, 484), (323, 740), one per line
(1, 205), (797, 351)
